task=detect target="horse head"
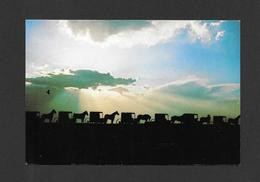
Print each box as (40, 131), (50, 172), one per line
(51, 109), (56, 114)
(84, 111), (88, 115)
(115, 111), (119, 115)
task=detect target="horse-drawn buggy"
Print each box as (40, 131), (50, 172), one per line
(73, 111), (88, 123)
(120, 112), (136, 124)
(213, 116), (227, 125)
(154, 113), (170, 124)
(228, 115), (240, 125)
(89, 111), (104, 124)
(58, 111), (74, 125)
(171, 113), (198, 125)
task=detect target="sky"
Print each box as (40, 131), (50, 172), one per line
(25, 20), (240, 118)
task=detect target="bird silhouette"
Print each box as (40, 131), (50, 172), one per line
(46, 90), (50, 95)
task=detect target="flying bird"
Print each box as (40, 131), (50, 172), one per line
(46, 89), (50, 95)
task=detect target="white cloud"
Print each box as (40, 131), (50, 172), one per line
(210, 20), (224, 26)
(26, 20), (227, 86)
(61, 20), (219, 48)
(153, 76), (240, 101)
(145, 77), (240, 117)
(215, 31), (225, 41)
(26, 20), (181, 80)
(187, 21), (211, 43)
(155, 75), (208, 89)
(34, 64), (49, 70)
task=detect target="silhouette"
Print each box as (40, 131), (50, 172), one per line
(200, 115), (211, 125)
(155, 113), (169, 123)
(136, 114), (151, 123)
(181, 113), (198, 125)
(228, 115), (240, 125)
(213, 116), (227, 125)
(73, 111), (88, 123)
(171, 115), (181, 124)
(46, 89), (50, 95)
(171, 113), (198, 125)
(26, 109), (240, 165)
(121, 112), (136, 124)
(58, 111), (73, 124)
(41, 109), (56, 122)
(89, 112), (103, 123)
(104, 111), (119, 124)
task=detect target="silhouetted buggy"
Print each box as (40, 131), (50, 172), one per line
(171, 113), (198, 125)
(121, 112), (136, 124)
(228, 115), (240, 125)
(136, 114), (151, 124)
(155, 113), (169, 124)
(73, 111), (88, 123)
(213, 116), (227, 125)
(181, 113), (198, 125)
(200, 115), (211, 125)
(41, 109), (57, 123)
(58, 111), (73, 125)
(89, 112), (104, 124)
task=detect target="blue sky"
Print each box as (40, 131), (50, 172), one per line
(148, 21), (240, 84)
(25, 20), (240, 117)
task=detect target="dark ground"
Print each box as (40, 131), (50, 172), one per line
(26, 119), (240, 165)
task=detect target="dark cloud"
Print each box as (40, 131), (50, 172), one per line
(66, 20), (151, 42)
(26, 69), (136, 89)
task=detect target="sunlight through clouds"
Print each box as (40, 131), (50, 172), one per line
(26, 20), (240, 117)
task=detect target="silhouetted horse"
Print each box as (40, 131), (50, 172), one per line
(200, 115), (211, 124)
(136, 114), (151, 123)
(73, 111), (88, 123)
(104, 111), (119, 124)
(41, 109), (56, 122)
(171, 115), (181, 124)
(228, 115), (240, 125)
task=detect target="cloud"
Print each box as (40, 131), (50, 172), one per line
(144, 77), (240, 117)
(25, 73), (240, 117)
(26, 69), (136, 89)
(32, 64), (49, 70)
(210, 20), (224, 26)
(61, 20), (220, 47)
(109, 86), (129, 95)
(215, 31), (225, 41)
(64, 20), (151, 42)
(154, 77), (239, 101)
(187, 21), (211, 43)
